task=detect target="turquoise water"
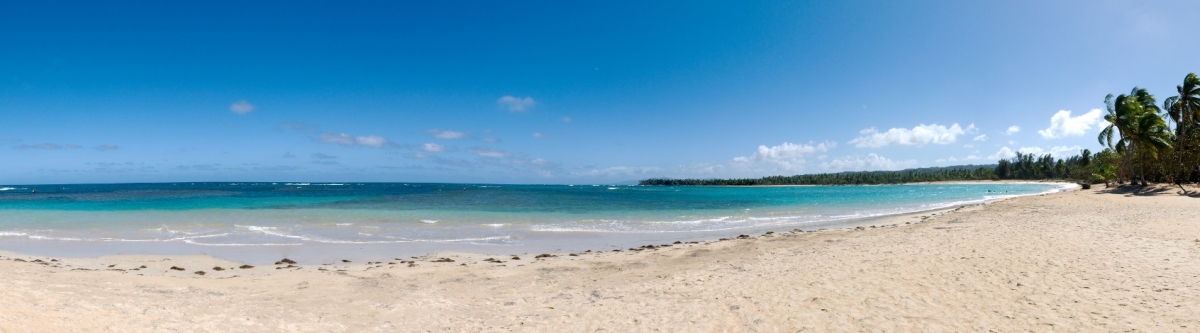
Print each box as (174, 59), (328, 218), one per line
(0, 182), (1067, 252)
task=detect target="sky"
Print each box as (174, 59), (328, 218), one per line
(3, 1), (1200, 184)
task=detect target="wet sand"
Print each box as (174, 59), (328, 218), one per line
(1, 185), (1198, 331)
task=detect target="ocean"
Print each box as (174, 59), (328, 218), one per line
(0, 182), (1069, 263)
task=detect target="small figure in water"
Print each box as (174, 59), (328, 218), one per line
(31, 188), (36, 193)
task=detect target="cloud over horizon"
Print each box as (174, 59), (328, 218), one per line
(1038, 109), (1104, 139)
(849, 123), (974, 148)
(818, 153), (915, 172)
(988, 145), (1082, 159)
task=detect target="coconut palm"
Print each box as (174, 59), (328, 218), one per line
(1099, 88), (1163, 185)
(1163, 73), (1200, 184)
(1125, 110), (1173, 184)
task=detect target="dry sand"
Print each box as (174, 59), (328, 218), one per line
(1, 185), (1198, 332)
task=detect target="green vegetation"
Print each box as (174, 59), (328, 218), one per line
(642, 73), (1200, 189)
(640, 165), (999, 186)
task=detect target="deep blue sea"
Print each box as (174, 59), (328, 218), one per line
(0, 182), (1069, 262)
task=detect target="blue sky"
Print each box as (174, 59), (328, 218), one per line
(3, 1), (1199, 184)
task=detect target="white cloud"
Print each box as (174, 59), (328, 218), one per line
(732, 141), (836, 171)
(1018, 145), (1082, 158)
(95, 143), (119, 151)
(1038, 109), (1104, 139)
(319, 132), (393, 148)
(532, 132), (544, 138)
(230, 100), (255, 115)
(1005, 126), (1020, 135)
(354, 135), (387, 147)
(497, 96), (536, 112)
(311, 153), (337, 159)
(988, 145), (1081, 160)
(570, 166), (661, 178)
(973, 134), (987, 141)
(421, 143), (445, 152)
(848, 123), (970, 148)
(988, 147), (1015, 160)
(562, 117), (571, 122)
(430, 129), (466, 139)
(319, 133), (355, 145)
(818, 153), (915, 172)
(468, 147), (509, 158)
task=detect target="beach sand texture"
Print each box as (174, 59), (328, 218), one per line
(1, 185), (1198, 332)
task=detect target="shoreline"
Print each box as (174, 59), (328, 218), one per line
(0, 183), (1076, 272)
(4, 183), (1195, 331)
(0, 182), (1076, 264)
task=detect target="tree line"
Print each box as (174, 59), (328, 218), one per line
(642, 73), (1200, 188)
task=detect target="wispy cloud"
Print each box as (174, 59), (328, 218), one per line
(988, 145), (1081, 160)
(468, 146), (510, 158)
(818, 153), (915, 172)
(849, 123), (974, 148)
(311, 153), (337, 159)
(421, 143), (445, 152)
(230, 100), (255, 115)
(318, 133), (396, 148)
(1018, 145), (1082, 157)
(973, 134), (987, 141)
(429, 129), (466, 139)
(13, 143), (81, 150)
(562, 117), (571, 122)
(282, 152), (297, 158)
(94, 143), (119, 151)
(570, 166), (661, 178)
(355, 135), (387, 147)
(319, 133), (355, 145)
(532, 132), (544, 138)
(1005, 125), (1021, 135)
(497, 96), (536, 112)
(278, 121), (317, 134)
(1038, 109), (1103, 139)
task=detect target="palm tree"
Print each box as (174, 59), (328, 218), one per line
(1100, 93), (1134, 183)
(1126, 110), (1172, 184)
(1163, 73), (1200, 185)
(1099, 88), (1163, 185)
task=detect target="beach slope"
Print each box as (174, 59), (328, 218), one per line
(1, 186), (1198, 331)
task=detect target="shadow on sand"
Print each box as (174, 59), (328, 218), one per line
(1096, 184), (1200, 198)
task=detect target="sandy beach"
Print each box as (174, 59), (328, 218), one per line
(1, 185), (1198, 332)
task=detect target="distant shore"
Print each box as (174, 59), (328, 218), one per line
(0, 182), (1073, 264)
(3, 184), (1196, 330)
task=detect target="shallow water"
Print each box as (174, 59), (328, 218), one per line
(0, 182), (1068, 262)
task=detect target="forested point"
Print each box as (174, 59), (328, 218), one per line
(644, 73), (1200, 188)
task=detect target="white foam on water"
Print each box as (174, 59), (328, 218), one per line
(419, 219), (439, 224)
